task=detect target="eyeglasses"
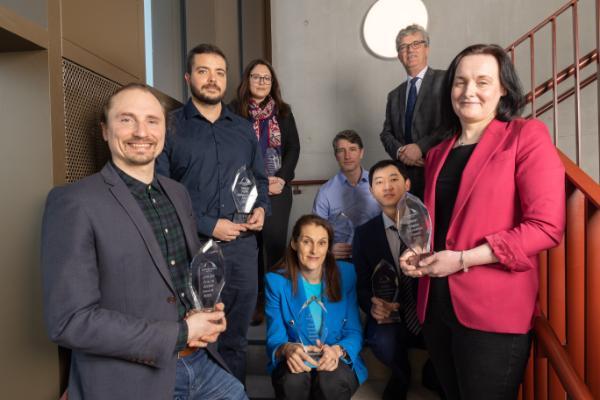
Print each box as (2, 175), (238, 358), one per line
(250, 74), (272, 84)
(398, 40), (427, 53)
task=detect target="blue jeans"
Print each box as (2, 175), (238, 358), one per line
(174, 349), (247, 400)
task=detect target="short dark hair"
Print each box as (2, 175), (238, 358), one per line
(440, 44), (525, 137)
(332, 130), (363, 151)
(100, 82), (167, 125)
(234, 59), (290, 118)
(186, 43), (228, 74)
(368, 159), (410, 186)
(273, 214), (341, 302)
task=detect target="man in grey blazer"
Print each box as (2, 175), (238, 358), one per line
(41, 84), (246, 400)
(380, 24), (445, 199)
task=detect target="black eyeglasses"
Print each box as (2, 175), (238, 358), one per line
(398, 40), (427, 53)
(250, 74), (272, 84)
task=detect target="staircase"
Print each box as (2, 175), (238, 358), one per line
(504, 0), (600, 399)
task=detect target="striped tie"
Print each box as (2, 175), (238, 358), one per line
(391, 225), (421, 335)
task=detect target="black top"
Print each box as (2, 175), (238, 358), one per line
(431, 144), (476, 299)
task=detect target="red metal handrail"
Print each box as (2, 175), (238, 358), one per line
(507, 1), (600, 399)
(505, 0), (599, 179)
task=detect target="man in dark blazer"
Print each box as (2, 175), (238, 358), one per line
(353, 160), (439, 400)
(41, 84), (246, 400)
(380, 24), (445, 199)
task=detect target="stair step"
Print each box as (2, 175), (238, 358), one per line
(246, 374), (275, 400)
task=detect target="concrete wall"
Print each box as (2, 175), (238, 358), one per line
(271, 0), (599, 224)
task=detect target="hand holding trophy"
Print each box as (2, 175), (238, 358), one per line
(187, 239), (226, 312)
(291, 295), (329, 367)
(396, 192), (433, 266)
(232, 165), (258, 224)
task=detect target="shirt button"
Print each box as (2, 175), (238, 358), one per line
(180, 292), (185, 298)
(152, 198), (156, 204)
(166, 296), (176, 304)
(170, 260), (176, 266)
(164, 228), (169, 234)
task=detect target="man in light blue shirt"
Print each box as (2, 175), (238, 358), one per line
(313, 130), (380, 259)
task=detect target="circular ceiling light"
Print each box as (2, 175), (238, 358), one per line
(363, 0), (429, 59)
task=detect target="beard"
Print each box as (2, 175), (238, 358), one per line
(190, 84), (224, 105)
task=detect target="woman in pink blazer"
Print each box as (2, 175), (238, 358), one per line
(400, 44), (565, 399)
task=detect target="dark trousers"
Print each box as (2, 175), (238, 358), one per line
(271, 362), (359, 400)
(365, 317), (439, 398)
(423, 280), (531, 400)
(217, 235), (258, 384)
(257, 186), (293, 294)
(405, 165), (424, 200)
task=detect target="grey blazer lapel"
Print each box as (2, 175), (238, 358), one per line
(413, 68), (434, 117)
(101, 164), (176, 294)
(397, 82), (407, 134)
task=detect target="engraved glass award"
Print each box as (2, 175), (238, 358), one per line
(292, 295), (328, 365)
(371, 259), (401, 323)
(264, 147), (282, 177)
(231, 165), (258, 223)
(188, 239), (226, 311)
(329, 212), (354, 244)
(395, 192), (433, 260)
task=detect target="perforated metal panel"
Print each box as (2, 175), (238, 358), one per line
(63, 59), (119, 183)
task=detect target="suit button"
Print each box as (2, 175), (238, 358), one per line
(167, 296), (176, 304)
(447, 239), (455, 247)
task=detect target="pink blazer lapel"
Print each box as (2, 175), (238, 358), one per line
(450, 119), (509, 227)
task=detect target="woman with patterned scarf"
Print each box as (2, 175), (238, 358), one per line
(230, 59), (301, 325)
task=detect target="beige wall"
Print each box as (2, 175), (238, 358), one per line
(0, 1), (151, 397)
(61, 0), (145, 84)
(0, 50), (57, 399)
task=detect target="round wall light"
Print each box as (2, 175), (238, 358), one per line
(363, 0), (429, 59)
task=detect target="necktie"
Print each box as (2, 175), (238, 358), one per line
(389, 226), (421, 335)
(404, 76), (420, 145)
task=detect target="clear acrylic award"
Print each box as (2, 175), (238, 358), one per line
(395, 192), (433, 260)
(231, 165), (258, 223)
(371, 259), (401, 323)
(187, 239), (226, 311)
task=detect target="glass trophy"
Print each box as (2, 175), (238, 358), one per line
(231, 165), (258, 223)
(329, 212), (354, 244)
(395, 192), (433, 260)
(292, 295), (328, 365)
(371, 259), (401, 323)
(264, 147), (282, 177)
(187, 239), (226, 312)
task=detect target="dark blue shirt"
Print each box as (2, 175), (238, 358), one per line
(156, 100), (269, 237)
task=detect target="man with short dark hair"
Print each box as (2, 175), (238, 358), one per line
(41, 83), (246, 400)
(380, 24), (445, 199)
(156, 43), (269, 384)
(353, 159), (439, 399)
(312, 130), (380, 259)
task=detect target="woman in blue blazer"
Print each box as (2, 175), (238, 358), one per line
(265, 214), (367, 399)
